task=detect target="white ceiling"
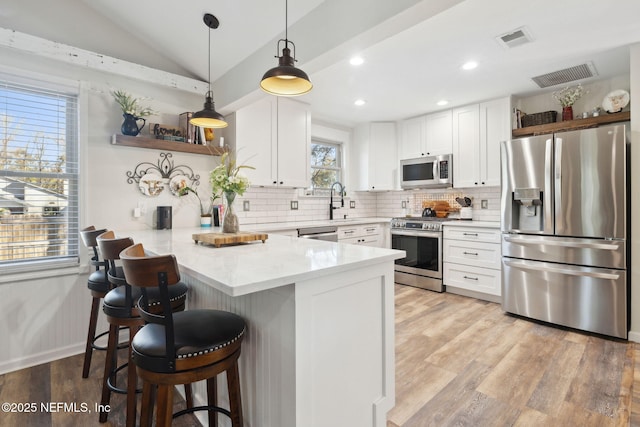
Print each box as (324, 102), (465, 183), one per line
(1, 0), (639, 127)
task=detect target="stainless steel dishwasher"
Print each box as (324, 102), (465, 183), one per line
(297, 225), (338, 242)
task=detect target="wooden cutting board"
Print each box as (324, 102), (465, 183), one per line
(192, 231), (268, 248)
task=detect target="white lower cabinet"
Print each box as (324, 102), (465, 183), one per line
(338, 224), (382, 247)
(443, 226), (501, 298)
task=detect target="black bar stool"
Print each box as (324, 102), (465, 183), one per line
(97, 232), (190, 426)
(120, 243), (245, 427)
(79, 226), (112, 379)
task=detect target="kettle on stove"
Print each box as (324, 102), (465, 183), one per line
(422, 207), (436, 217)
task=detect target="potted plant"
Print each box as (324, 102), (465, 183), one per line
(178, 186), (219, 227)
(552, 84), (587, 121)
(209, 152), (254, 233)
(111, 90), (156, 136)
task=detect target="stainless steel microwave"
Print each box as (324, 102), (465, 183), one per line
(400, 154), (453, 189)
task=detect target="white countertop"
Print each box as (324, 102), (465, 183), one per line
(442, 220), (500, 229)
(125, 227), (404, 297)
(242, 217), (392, 233)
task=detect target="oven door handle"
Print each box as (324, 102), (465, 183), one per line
(391, 230), (441, 238)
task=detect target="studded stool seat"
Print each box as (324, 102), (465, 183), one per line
(121, 243), (245, 427)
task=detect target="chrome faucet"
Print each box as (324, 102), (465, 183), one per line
(329, 181), (344, 220)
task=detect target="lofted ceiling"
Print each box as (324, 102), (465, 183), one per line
(1, 0), (639, 127)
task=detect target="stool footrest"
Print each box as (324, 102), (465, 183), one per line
(106, 362), (142, 395)
(92, 327), (129, 351)
(173, 405), (231, 420)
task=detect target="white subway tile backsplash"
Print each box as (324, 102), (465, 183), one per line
(234, 186), (500, 225)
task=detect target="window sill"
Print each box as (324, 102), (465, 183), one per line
(0, 260), (84, 284)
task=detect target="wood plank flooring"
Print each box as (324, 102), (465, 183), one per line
(0, 344), (200, 426)
(389, 284), (637, 427)
(0, 285), (638, 426)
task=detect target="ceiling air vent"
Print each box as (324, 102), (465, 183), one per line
(496, 27), (533, 49)
(531, 63), (598, 88)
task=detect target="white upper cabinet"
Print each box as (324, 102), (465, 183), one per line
(425, 110), (453, 155)
(230, 97), (310, 188)
(453, 97), (510, 188)
(351, 122), (398, 191)
(399, 111), (452, 160)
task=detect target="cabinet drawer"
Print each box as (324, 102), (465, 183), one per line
(443, 239), (501, 269)
(444, 263), (501, 296)
(362, 224), (380, 235)
(443, 226), (500, 243)
(338, 227), (360, 240)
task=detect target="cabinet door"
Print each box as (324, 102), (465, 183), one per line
(277, 98), (310, 188)
(235, 97), (276, 187)
(369, 122), (397, 190)
(425, 110), (453, 155)
(452, 104), (480, 188)
(479, 97), (510, 187)
(399, 116), (425, 160)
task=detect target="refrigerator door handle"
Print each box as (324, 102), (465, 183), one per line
(503, 259), (621, 280)
(503, 236), (621, 251)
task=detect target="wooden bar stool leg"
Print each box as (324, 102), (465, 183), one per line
(207, 377), (218, 427)
(140, 381), (154, 427)
(82, 295), (101, 378)
(184, 383), (194, 409)
(156, 384), (174, 427)
(99, 323), (119, 423)
(227, 360), (243, 427)
(125, 325), (140, 427)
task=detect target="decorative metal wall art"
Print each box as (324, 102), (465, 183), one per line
(126, 152), (200, 197)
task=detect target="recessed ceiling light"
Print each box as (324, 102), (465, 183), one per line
(354, 99), (366, 106)
(462, 61), (478, 70)
(437, 100), (449, 106)
(350, 56), (364, 66)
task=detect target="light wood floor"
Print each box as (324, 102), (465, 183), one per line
(1, 286), (638, 426)
(388, 284), (638, 427)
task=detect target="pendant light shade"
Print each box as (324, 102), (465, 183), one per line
(260, 43), (313, 96)
(260, 0), (312, 96)
(191, 13), (228, 129)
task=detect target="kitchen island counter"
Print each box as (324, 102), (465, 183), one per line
(125, 227), (403, 427)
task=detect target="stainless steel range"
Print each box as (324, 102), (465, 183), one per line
(391, 216), (452, 292)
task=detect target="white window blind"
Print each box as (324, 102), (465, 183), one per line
(0, 78), (79, 269)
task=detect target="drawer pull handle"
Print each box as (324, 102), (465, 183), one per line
(463, 233), (479, 236)
(463, 275), (479, 281)
(463, 251), (479, 256)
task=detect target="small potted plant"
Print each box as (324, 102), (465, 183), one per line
(552, 84), (587, 121)
(178, 186), (219, 227)
(111, 90), (155, 136)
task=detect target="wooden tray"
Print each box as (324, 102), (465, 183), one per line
(192, 231), (268, 248)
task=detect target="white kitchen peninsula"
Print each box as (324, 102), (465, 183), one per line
(125, 228), (404, 427)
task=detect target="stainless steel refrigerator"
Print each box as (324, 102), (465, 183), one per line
(500, 123), (629, 338)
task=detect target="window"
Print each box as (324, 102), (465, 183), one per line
(0, 77), (79, 269)
(310, 139), (342, 194)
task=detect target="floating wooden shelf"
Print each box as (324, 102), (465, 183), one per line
(112, 134), (225, 156)
(512, 111), (630, 137)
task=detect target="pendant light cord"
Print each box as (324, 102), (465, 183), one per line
(208, 25), (212, 92)
(285, 0), (288, 42)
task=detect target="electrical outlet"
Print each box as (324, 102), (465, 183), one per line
(291, 201), (298, 210)
(401, 201), (407, 209)
(350, 201), (356, 209)
(481, 199), (488, 209)
(243, 200), (250, 211)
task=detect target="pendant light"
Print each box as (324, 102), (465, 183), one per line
(260, 0), (313, 96)
(190, 13), (227, 129)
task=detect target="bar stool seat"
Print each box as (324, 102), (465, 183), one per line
(121, 243), (245, 427)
